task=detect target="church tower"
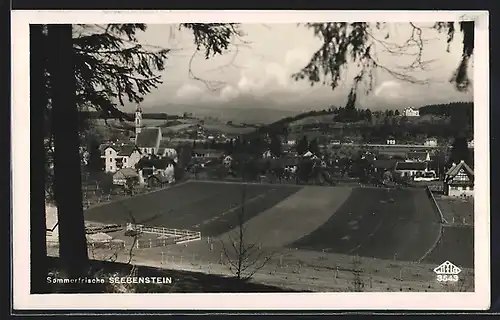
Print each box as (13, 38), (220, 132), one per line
(135, 105), (142, 142)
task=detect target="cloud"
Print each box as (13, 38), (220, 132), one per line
(175, 83), (204, 100)
(210, 47), (315, 102)
(219, 85), (240, 101)
(373, 80), (402, 98)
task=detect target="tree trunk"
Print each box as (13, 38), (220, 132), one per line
(47, 25), (89, 283)
(30, 24), (48, 294)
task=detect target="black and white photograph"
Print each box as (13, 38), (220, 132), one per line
(12, 10), (490, 310)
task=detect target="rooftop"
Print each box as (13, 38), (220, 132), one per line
(395, 161), (427, 171)
(136, 128), (161, 148)
(445, 160), (474, 179)
(136, 156), (176, 170)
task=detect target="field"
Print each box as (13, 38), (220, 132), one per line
(290, 187), (442, 263)
(81, 181), (473, 291)
(422, 226), (474, 269)
(84, 181), (302, 238)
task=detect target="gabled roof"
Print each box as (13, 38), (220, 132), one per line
(136, 128), (161, 148)
(373, 159), (397, 170)
(395, 161), (427, 171)
(406, 151), (430, 161)
(445, 160), (474, 179)
(113, 168), (139, 179)
(136, 156), (176, 170)
(147, 174), (170, 183)
(117, 145), (140, 156)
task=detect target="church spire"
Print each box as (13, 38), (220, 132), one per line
(135, 105), (142, 143)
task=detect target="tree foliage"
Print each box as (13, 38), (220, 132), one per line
(36, 23), (244, 291)
(72, 23), (243, 120)
(293, 22), (475, 107)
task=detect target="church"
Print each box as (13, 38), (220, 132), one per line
(100, 106), (178, 179)
(133, 106), (178, 160)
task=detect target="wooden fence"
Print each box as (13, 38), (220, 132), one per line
(126, 223), (202, 249)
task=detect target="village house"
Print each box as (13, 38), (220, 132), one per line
(136, 156), (176, 185)
(405, 151), (431, 162)
(223, 155), (233, 167)
(146, 173), (171, 188)
(280, 157), (300, 174)
(101, 144), (142, 173)
(262, 149), (277, 159)
(157, 141), (178, 162)
(192, 148), (224, 159)
(394, 161), (428, 178)
(302, 150), (319, 160)
(424, 137), (438, 147)
(444, 160), (474, 197)
(468, 139), (474, 149)
(403, 107), (420, 117)
(386, 137), (396, 145)
(112, 167), (139, 186)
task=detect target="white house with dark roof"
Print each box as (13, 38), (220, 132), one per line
(394, 161), (429, 178)
(424, 137), (438, 147)
(136, 156), (176, 185)
(403, 107), (420, 117)
(405, 151), (431, 162)
(113, 167), (139, 186)
(444, 160), (474, 197)
(102, 144), (142, 173)
(157, 140), (178, 162)
(468, 139), (474, 149)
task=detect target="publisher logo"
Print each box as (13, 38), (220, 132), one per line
(433, 261), (461, 282)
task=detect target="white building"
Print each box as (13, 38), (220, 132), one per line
(444, 160), (474, 198)
(262, 150), (273, 159)
(136, 156), (176, 185)
(424, 137), (438, 147)
(223, 155), (233, 167)
(468, 139), (474, 149)
(102, 144), (142, 173)
(157, 146), (178, 162)
(403, 107), (420, 117)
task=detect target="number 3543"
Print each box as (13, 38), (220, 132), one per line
(437, 274), (459, 282)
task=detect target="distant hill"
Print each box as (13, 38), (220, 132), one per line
(418, 101), (473, 117)
(240, 101), (474, 141)
(262, 101), (473, 128)
(80, 111), (184, 121)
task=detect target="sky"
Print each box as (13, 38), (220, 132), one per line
(123, 23), (474, 115)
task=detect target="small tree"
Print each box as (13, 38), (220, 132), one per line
(296, 135), (309, 155)
(308, 138), (320, 155)
(221, 177), (273, 281)
(269, 134), (282, 157)
(348, 256), (366, 292)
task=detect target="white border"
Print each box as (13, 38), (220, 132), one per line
(11, 10), (490, 311)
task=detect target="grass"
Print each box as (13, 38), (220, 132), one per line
(289, 187), (441, 262)
(84, 181), (301, 238)
(46, 256), (301, 293)
(422, 226), (474, 269)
